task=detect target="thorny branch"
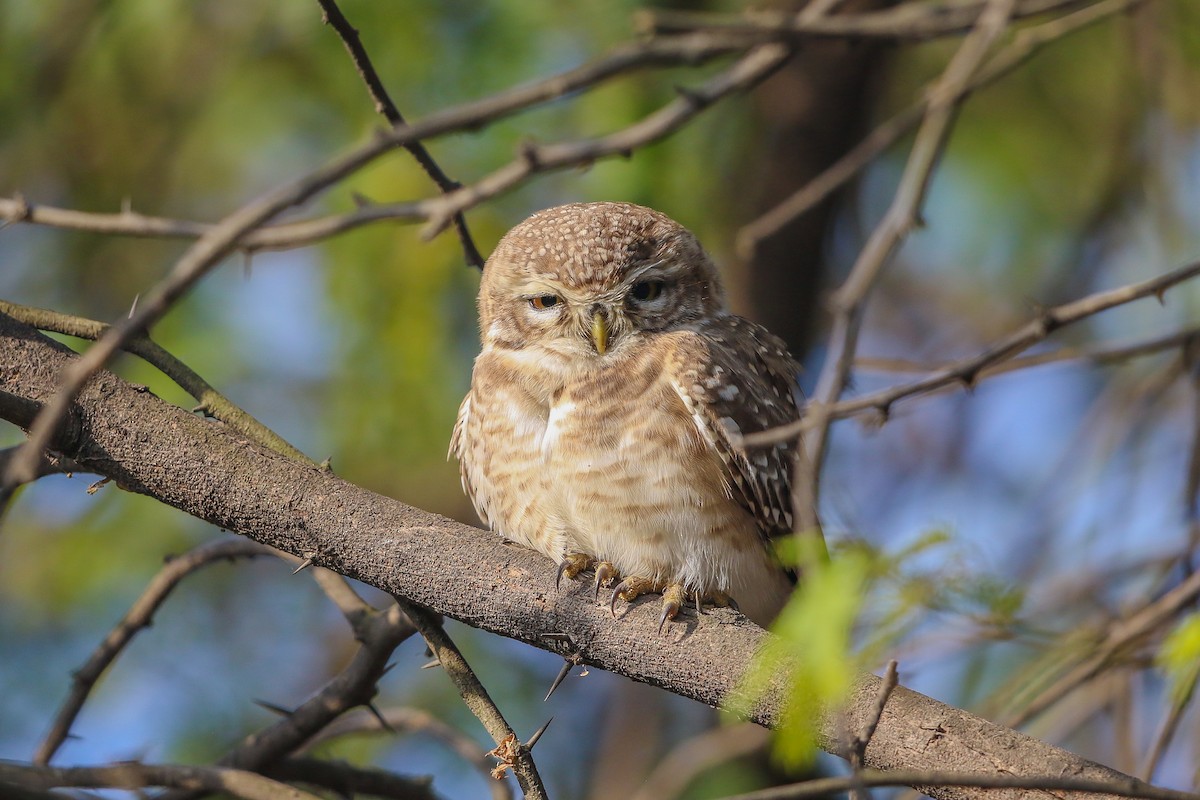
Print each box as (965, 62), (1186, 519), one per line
(736, 0), (1144, 259)
(0, 311), (1175, 800)
(316, 0), (483, 269)
(304, 706), (512, 800)
(793, 0), (1018, 534)
(1, 2), (1191, 798)
(0, 761), (324, 800)
(644, 0), (1092, 41)
(719, 770), (1200, 800)
(744, 257), (1200, 446)
(395, 598), (549, 800)
(34, 539), (277, 765)
(0, 299), (312, 464)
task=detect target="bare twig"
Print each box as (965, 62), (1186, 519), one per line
(34, 539), (276, 765)
(1007, 567), (1200, 728)
(850, 660), (900, 767)
(0, 31), (754, 251)
(418, 42), (792, 238)
(0, 300), (312, 464)
(745, 259), (1200, 446)
(646, 0), (1089, 41)
(303, 706), (511, 800)
(736, 0), (1142, 259)
(718, 769), (1198, 800)
(0, 761), (323, 800)
(631, 722), (770, 800)
(151, 602), (416, 800)
(394, 598), (548, 800)
(793, 0), (1017, 534)
(855, 327), (1200, 377)
(266, 756), (442, 800)
(316, 0), (483, 269)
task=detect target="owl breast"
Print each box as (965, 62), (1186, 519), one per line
(456, 333), (790, 625)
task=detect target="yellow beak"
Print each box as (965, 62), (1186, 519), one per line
(591, 311), (608, 355)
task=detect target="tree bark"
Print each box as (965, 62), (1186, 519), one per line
(0, 311), (1155, 800)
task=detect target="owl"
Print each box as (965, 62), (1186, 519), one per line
(451, 202), (800, 629)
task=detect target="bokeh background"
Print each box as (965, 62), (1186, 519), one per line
(2, 1), (1200, 797)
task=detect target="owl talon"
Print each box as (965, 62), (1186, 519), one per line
(658, 584), (686, 633)
(557, 552), (595, 590)
(609, 576), (663, 616)
(593, 561), (617, 600)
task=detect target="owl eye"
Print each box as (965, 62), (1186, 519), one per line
(630, 280), (665, 302)
(529, 294), (561, 310)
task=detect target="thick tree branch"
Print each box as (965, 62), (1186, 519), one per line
(0, 313), (1172, 800)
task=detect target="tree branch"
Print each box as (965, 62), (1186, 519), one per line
(316, 0), (483, 269)
(0, 312), (1171, 800)
(34, 539), (277, 765)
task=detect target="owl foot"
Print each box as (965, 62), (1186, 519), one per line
(609, 577), (687, 633)
(556, 553), (595, 589)
(592, 560), (618, 599)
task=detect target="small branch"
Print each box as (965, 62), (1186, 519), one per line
(217, 603), (414, 771)
(855, 327), (1200, 377)
(1008, 567), (1200, 728)
(745, 258), (1200, 446)
(646, 0), (1089, 42)
(316, 0), (483, 269)
(34, 539), (275, 765)
(266, 756), (443, 800)
(793, 0), (1017, 534)
(631, 722), (769, 800)
(736, 0), (1141, 260)
(0, 299), (313, 464)
(303, 706), (511, 800)
(395, 598), (548, 800)
(0, 31), (754, 251)
(419, 43), (792, 238)
(718, 769), (1199, 800)
(850, 660), (899, 767)
(0, 762), (323, 800)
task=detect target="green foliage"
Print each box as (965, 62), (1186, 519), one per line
(1157, 612), (1200, 707)
(736, 528), (1026, 767)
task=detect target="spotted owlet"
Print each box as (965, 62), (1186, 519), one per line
(452, 202), (800, 629)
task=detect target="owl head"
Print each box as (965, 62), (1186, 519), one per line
(477, 202), (727, 358)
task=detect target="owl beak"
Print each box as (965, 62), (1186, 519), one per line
(590, 310), (609, 355)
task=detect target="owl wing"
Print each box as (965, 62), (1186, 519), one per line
(668, 314), (802, 540)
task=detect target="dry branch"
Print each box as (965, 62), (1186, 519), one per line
(0, 311), (1170, 800)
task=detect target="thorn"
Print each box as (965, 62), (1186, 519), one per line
(420, 658), (441, 670)
(128, 294), (140, 318)
(253, 698), (293, 716)
(319, 456), (334, 472)
(525, 717), (554, 750)
(380, 662), (396, 676)
(292, 553), (316, 574)
(351, 191), (373, 208)
(86, 477), (110, 495)
(544, 660), (573, 702)
(366, 703), (394, 732)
